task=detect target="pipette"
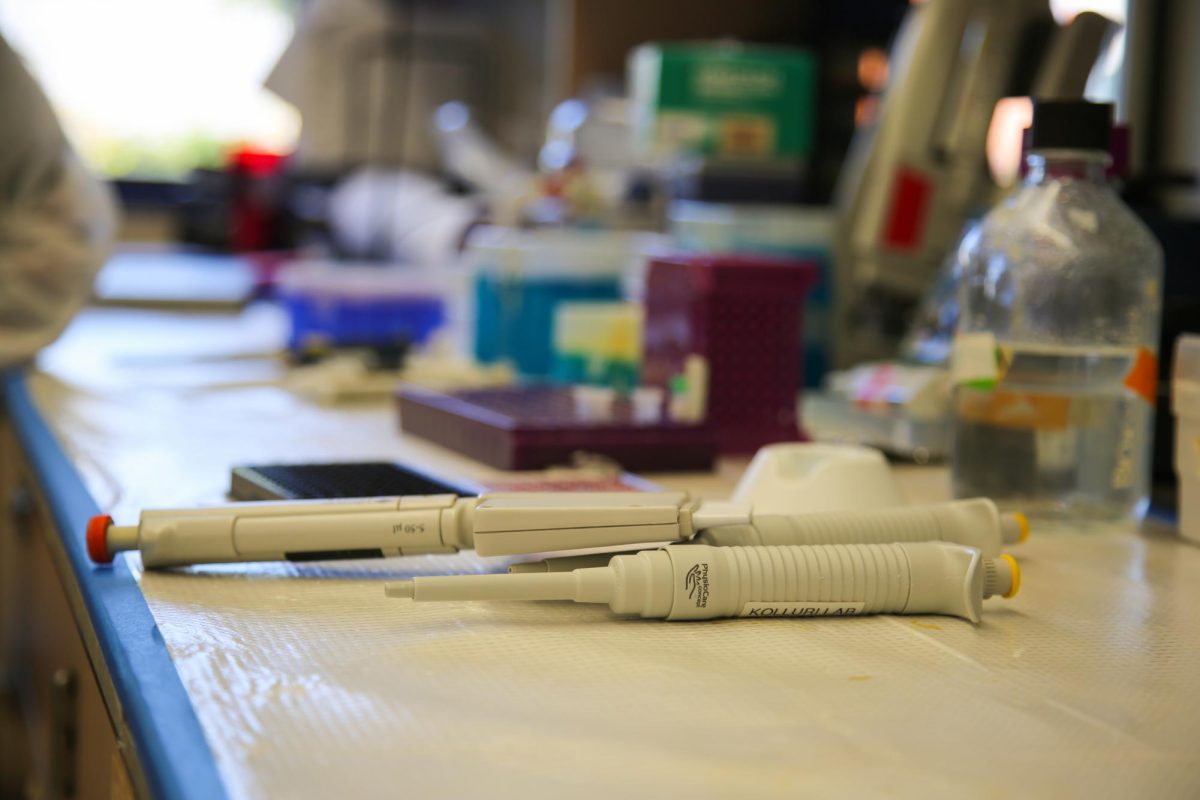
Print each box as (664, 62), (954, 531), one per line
(386, 542), (1021, 624)
(509, 498), (1027, 572)
(88, 493), (1025, 569)
(88, 492), (693, 567)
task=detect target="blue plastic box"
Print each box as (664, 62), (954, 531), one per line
(278, 262), (447, 352)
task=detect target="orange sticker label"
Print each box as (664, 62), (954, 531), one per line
(1123, 347), (1159, 405)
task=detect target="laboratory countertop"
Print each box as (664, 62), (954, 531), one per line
(8, 304), (1200, 799)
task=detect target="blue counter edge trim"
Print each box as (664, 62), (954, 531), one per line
(3, 372), (227, 800)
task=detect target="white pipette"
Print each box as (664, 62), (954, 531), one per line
(89, 492), (1025, 569)
(89, 492), (694, 567)
(509, 498), (1027, 572)
(386, 541), (1021, 624)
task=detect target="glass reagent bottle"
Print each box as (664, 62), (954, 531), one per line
(951, 100), (1162, 524)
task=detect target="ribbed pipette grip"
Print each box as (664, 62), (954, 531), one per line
(663, 543), (915, 619)
(758, 507), (954, 545)
(734, 543), (909, 613)
(697, 499), (1002, 556)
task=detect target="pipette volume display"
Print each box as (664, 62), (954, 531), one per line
(387, 542), (1021, 624)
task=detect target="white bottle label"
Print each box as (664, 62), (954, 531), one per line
(739, 602), (865, 618)
(951, 332), (999, 388)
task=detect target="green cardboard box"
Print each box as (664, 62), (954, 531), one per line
(630, 42), (817, 161)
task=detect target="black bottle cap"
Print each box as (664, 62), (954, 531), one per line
(1029, 99), (1113, 152)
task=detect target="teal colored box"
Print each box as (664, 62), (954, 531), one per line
(465, 227), (650, 378)
(474, 275), (621, 377)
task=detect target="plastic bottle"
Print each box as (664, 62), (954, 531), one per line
(950, 100), (1162, 524)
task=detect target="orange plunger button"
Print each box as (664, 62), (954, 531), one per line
(87, 514), (114, 564)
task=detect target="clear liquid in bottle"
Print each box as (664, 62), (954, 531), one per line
(952, 344), (1152, 523)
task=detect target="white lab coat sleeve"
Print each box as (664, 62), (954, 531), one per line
(0, 35), (118, 369)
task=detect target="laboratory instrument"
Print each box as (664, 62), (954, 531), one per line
(951, 100), (1163, 523)
(89, 490), (1025, 569)
(834, 0), (1113, 366)
(86, 492), (720, 567)
(510, 496), (1025, 573)
(387, 541), (1020, 624)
